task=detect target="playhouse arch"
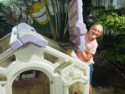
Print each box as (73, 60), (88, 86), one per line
(6, 61), (60, 94)
(0, 22), (90, 94)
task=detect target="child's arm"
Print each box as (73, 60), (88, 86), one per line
(77, 49), (93, 62)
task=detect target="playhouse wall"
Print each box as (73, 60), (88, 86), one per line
(0, 34), (10, 54)
(12, 77), (50, 94)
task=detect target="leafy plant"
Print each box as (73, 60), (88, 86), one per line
(98, 34), (125, 63)
(43, 0), (69, 42)
(88, 7), (125, 63)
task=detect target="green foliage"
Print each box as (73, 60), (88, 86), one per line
(89, 7), (125, 63)
(99, 34), (125, 63)
(91, 7), (125, 33)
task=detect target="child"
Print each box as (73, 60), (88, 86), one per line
(75, 23), (103, 94)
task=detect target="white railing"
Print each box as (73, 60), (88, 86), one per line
(0, 22), (89, 94)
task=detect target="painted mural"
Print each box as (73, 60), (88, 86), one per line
(0, 0), (69, 41)
(17, 0), (54, 35)
(0, 0), (55, 37)
(22, 0), (54, 35)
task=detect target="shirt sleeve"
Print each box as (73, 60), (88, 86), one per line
(88, 41), (98, 55)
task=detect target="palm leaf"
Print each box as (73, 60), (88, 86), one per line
(43, 0), (69, 42)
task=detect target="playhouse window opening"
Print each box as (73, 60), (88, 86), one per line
(44, 52), (58, 64)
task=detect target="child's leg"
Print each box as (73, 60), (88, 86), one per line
(89, 64), (94, 94)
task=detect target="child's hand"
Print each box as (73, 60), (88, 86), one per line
(84, 48), (89, 53)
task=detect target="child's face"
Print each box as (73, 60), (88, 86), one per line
(88, 25), (103, 40)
